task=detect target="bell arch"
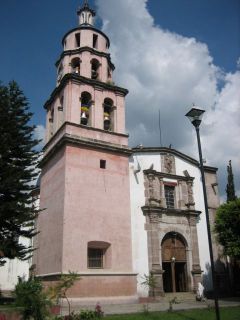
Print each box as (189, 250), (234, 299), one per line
(80, 91), (92, 126)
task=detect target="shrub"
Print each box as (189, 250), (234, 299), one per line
(14, 276), (51, 320)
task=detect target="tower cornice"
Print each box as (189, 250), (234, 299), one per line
(62, 25), (110, 48)
(44, 74), (128, 109)
(55, 46), (115, 70)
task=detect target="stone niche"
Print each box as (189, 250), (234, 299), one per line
(162, 153), (176, 175)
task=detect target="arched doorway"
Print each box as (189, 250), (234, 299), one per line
(162, 232), (188, 292)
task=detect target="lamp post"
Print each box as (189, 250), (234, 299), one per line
(185, 107), (220, 320)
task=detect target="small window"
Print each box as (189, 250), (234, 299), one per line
(75, 33), (80, 47)
(165, 186), (175, 209)
(93, 34), (98, 49)
(88, 248), (103, 268)
(100, 160), (106, 169)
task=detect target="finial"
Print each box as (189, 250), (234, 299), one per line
(77, 0), (96, 25)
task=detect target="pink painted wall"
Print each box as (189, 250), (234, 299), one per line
(61, 145), (133, 272)
(64, 29), (108, 53)
(45, 82), (126, 144)
(34, 148), (66, 275)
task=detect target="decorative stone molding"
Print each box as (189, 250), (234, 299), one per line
(144, 173), (162, 207)
(149, 213), (160, 224)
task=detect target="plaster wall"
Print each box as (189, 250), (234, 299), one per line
(62, 145), (133, 274)
(0, 237), (30, 291)
(35, 148), (66, 275)
(64, 29), (108, 53)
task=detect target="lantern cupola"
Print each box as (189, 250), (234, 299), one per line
(77, 0), (96, 26)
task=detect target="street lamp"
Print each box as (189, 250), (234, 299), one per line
(185, 107), (220, 320)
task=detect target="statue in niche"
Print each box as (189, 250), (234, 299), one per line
(148, 174), (155, 199)
(187, 182), (194, 204)
(164, 154), (175, 174)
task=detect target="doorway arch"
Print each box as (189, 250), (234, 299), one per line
(162, 232), (188, 292)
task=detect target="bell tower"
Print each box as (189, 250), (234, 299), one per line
(35, 1), (137, 302)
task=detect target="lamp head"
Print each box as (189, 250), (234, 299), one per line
(185, 107), (205, 128)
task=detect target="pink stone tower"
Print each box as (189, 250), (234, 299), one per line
(34, 1), (137, 302)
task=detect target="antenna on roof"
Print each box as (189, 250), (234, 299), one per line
(158, 109), (163, 147)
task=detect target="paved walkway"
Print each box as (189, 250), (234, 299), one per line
(61, 297), (240, 316)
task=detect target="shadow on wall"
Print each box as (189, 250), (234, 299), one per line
(202, 259), (233, 298)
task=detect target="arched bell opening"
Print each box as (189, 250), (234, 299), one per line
(80, 92), (92, 126)
(71, 57), (81, 74)
(103, 98), (114, 131)
(161, 232), (188, 293)
(91, 58), (100, 80)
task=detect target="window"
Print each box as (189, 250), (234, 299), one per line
(87, 241), (111, 269)
(88, 248), (103, 268)
(100, 160), (106, 169)
(91, 59), (100, 80)
(75, 33), (80, 47)
(93, 34), (98, 49)
(165, 185), (175, 209)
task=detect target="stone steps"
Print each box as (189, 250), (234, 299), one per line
(163, 292), (196, 302)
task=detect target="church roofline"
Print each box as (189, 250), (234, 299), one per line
(132, 147), (218, 172)
(44, 73), (128, 109)
(55, 46), (115, 70)
(62, 25), (110, 48)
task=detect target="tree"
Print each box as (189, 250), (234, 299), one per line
(0, 81), (40, 266)
(214, 198), (240, 257)
(226, 160), (236, 202)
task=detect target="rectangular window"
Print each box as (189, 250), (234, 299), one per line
(75, 33), (80, 47)
(88, 248), (103, 268)
(93, 34), (98, 49)
(100, 159), (106, 169)
(165, 185), (175, 209)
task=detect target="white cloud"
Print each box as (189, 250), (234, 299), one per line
(96, 0), (239, 197)
(34, 124), (45, 150)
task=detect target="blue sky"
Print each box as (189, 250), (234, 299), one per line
(0, 0), (239, 197)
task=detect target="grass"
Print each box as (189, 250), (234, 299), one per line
(0, 305), (239, 320)
(104, 307), (240, 320)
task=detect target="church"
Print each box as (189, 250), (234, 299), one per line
(0, 1), (223, 302)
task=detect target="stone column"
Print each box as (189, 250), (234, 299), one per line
(189, 215), (202, 292)
(148, 213), (164, 296)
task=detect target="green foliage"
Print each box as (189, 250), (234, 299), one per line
(215, 198), (240, 257)
(141, 273), (157, 297)
(14, 276), (51, 320)
(226, 160), (237, 202)
(55, 307), (103, 320)
(0, 81), (41, 266)
(47, 271), (80, 315)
